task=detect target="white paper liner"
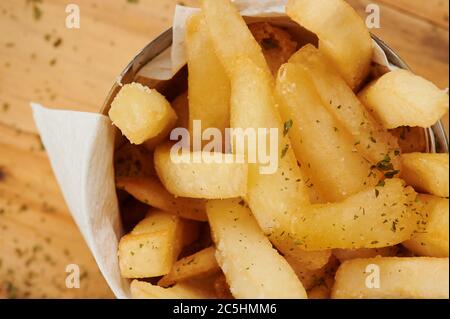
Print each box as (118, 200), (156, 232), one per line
(31, 0), (395, 298)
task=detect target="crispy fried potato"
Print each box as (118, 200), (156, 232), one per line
(109, 82), (177, 145)
(358, 70), (449, 129)
(286, 0), (372, 90)
(116, 176), (207, 221)
(403, 195), (449, 257)
(201, 0), (271, 77)
(118, 210), (196, 278)
(130, 279), (215, 299)
(186, 14), (230, 136)
(289, 45), (401, 168)
(158, 247), (220, 288)
(249, 22), (298, 76)
(282, 179), (419, 251)
(333, 247), (400, 262)
(400, 153), (449, 197)
(276, 62), (379, 201)
(154, 144), (248, 199)
(332, 257), (449, 299)
(229, 58), (330, 269)
(207, 199), (307, 299)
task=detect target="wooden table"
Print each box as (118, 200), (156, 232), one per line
(0, 0), (448, 298)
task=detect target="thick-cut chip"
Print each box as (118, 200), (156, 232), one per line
(332, 257), (449, 299)
(207, 199), (307, 299)
(118, 210), (196, 278)
(286, 0), (373, 90)
(403, 195), (449, 257)
(282, 179), (419, 251)
(158, 246), (220, 288)
(116, 176), (207, 221)
(276, 62), (378, 201)
(109, 82), (177, 145)
(130, 280), (215, 299)
(333, 247), (399, 262)
(358, 70), (449, 129)
(154, 144), (248, 199)
(229, 58), (330, 269)
(400, 153), (449, 197)
(289, 44), (400, 168)
(201, 0), (271, 77)
(186, 14), (230, 137)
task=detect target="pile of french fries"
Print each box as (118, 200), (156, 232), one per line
(109, 0), (449, 299)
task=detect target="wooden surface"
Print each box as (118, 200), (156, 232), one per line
(0, 0), (448, 298)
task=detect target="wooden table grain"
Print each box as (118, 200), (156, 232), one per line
(0, 0), (448, 298)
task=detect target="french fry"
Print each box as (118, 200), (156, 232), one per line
(109, 82), (177, 145)
(400, 153), (449, 197)
(403, 195), (449, 258)
(332, 257), (449, 299)
(158, 247), (220, 288)
(201, 0), (271, 77)
(358, 70), (449, 129)
(229, 58), (330, 269)
(281, 179), (419, 251)
(289, 45), (401, 168)
(131, 280), (215, 299)
(118, 210), (196, 278)
(207, 199), (308, 299)
(116, 176), (207, 221)
(186, 14), (230, 138)
(276, 62), (379, 201)
(286, 0), (373, 90)
(154, 144), (248, 199)
(333, 247), (399, 262)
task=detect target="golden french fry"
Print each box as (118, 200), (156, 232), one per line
(403, 195), (449, 257)
(201, 0), (271, 77)
(276, 62), (379, 201)
(186, 14), (230, 137)
(116, 176), (207, 221)
(358, 70), (449, 129)
(207, 199), (307, 299)
(289, 44), (401, 168)
(400, 153), (449, 197)
(281, 179), (419, 251)
(118, 210), (195, 278)
(130, 279), (216, 299)
(154, 144), (248, 199)
(158, 247), (220, 288)
(332, 257), (449, 299)
(229, 57), (330, 269)
(286, 0), (373, 90)
(109, 82), (177, 145)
